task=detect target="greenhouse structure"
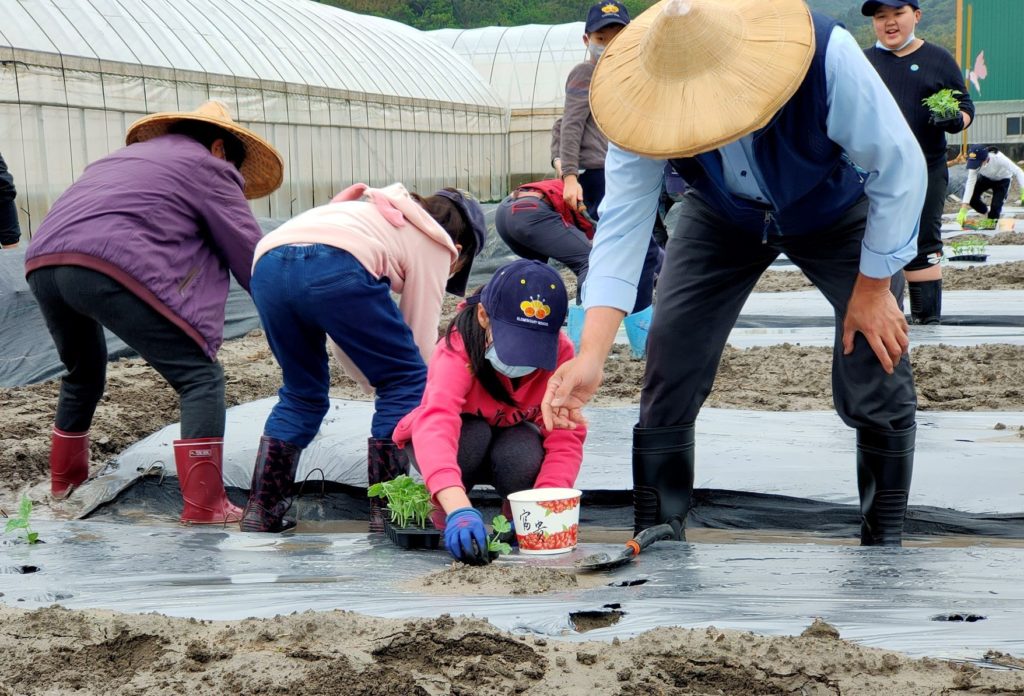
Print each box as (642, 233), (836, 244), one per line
(429, 23), (588, 187)
(0, 0), (509, 238)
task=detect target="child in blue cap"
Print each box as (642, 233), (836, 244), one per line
(393, 259), (586, 564)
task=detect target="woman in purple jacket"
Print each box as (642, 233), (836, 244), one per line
(24, 101), (283, 524)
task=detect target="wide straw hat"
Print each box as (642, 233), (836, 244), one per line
(125, 100), (284, 199)
(590, 0), (815, 159)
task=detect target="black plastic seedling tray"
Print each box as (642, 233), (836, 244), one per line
(383, 518), (442, 550)
(948, 254), (988, 262)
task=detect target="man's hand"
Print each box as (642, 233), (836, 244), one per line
(956, 206), (969, 227)
(842, 273), (909, 374)
(541, 352), (604, 431)
(562, 174), (584, 211)
(542, 307), (624, 430)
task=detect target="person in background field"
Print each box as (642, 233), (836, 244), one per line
(393, 260), (585, 565)
(559, 0), (660, 358)
(24, 101), (282, 524)
(863, 0), (973, 325)
(956, 145), (1024, 230)
(542, 0), (927, 547)
(242, 185), (485, 533)
(0, 151), (21, 249)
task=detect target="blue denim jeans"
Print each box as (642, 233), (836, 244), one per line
(252, 244), (427, 446)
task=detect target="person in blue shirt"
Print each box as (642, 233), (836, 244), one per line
(542, 0), (927, 547)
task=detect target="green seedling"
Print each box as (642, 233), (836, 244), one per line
(367, 475), (434, 529)
(4, 496), (39, 544)
(487, 515), (512, 556)
(948, 235), (988, 257)
(922, 88), (962, 119)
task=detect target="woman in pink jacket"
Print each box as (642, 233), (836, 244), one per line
(242, 184), (485, 533)
(393, 259), (586, 564)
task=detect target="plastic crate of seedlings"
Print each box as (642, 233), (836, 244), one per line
(368, 475), (442, 550)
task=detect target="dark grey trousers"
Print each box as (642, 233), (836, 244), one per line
(27, 266), (225, 438)
(408, 414), (543, 498)
(640, 194), (917, 432)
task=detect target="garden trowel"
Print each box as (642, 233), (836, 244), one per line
(575, 523), (677, 572)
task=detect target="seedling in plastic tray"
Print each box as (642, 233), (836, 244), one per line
(4, 496), (40, 544)
(947, 234), (988, 261)
(368, 475), (442, 549)
(921, 88), (962, 120)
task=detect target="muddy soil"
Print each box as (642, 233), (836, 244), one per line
(414, 561), (606, 596)
(0, 606), (1021, 696)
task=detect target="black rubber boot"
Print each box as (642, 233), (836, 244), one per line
(368, 437), (410, 533)
(240, 436), (302, 533)
(857, 424), (915, 547)
(632, 423), (695, 540)
(908, 279), (942, 325)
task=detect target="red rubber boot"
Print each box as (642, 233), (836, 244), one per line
(50, 427), (90, 499)
(173, 437), (243, 525)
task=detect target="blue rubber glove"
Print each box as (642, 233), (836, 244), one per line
(444, 508), (490, 565)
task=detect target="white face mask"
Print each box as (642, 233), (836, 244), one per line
(485, 345), (535, 379)
(875, 33), (916, 52)
(588, 43), (606, 61)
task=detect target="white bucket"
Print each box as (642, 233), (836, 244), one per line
(507, 487), (582, 555)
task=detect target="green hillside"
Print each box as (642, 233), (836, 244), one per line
(319, 0), (956, 51)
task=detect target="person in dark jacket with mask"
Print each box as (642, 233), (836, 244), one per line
(543, 0), (926, 547)
(24, 101), (283, 524)
(863, 0), (974, 325)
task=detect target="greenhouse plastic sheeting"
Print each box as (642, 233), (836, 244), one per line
(3, 521), (1023, 661)
(78, 402), (1024, 519)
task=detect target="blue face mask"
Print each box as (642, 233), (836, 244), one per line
(875, 33), (916, 52)
(485, 345), (535, 379)
(588, 43), (606, 61)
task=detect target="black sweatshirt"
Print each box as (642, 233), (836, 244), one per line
(864, 41), (974, 168)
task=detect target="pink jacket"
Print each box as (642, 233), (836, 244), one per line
(393, 330), (586, 498)
(253, 183), (458, 392)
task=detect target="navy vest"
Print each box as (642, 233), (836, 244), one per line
(669, 12), (865, 238)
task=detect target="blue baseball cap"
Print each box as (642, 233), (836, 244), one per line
(481, 260), (568, 372)
(586, 2), (630, 33)
(966, 145), (990, 170)
(861, 0), (918, 16)
(434, 188), (487, 296)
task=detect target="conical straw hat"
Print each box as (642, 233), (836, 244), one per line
(126, 100), (284, 199)
(590, 0), (815, 159)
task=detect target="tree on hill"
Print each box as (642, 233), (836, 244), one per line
(319, 0), (955, 53)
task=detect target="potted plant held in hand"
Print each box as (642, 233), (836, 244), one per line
(367, 475), (442, 549)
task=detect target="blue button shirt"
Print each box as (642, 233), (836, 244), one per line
(583, 26), (927, 313)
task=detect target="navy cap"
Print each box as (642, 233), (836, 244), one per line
(966, 145), (990, 170)
(586, 1), (630, 33)
(481, 260), (568, 372)
(861, 0), (918, 16)
(434, 188), (487, 296)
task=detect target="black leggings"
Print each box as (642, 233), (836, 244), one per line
(27, 266), (225, 438)
(409, 414), (544, 498)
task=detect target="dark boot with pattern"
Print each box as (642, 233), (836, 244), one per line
(857, 425), (915, 547)
(368, 437), (409, 533)
(240, 436), (302, 533)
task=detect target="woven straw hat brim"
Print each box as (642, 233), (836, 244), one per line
(591, 0), (815, 159)
(126, 114), (284, 200)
